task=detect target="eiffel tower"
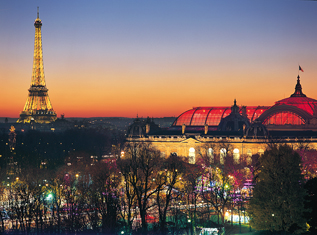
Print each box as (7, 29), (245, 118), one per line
(18, 8), (57, 124)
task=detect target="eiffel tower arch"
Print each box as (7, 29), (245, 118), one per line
(17, 8), (57, 124)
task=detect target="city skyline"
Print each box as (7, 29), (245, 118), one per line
(1, 0), (317, 118)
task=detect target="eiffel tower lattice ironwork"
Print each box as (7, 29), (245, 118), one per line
(18, 8), (57, 124)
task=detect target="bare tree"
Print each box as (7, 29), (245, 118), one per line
(118, 143), (161, 235)
(154, 154), (187, 234)
(88, 161), (120, 234)
(117, 157), (137, 234)
(181, 161), (202, 235)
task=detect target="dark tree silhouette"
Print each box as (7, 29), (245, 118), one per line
(118, 143), (161, 235)
(154, 154), (187, 234)
(248, 144), (307, 234)
(304, 177), (317, 233)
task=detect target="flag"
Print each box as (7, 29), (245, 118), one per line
(299, 66), (304, 72)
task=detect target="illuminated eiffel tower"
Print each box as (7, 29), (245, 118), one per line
(18, 8), (57, 124)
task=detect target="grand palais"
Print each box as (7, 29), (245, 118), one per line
(127, 75), (317, 163)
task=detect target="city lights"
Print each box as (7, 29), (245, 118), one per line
(0, 2), (317, 235)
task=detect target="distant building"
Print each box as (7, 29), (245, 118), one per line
(127, 76), (317, 163)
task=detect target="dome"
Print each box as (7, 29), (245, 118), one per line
(275, 97), (317, 115)
(127, 117), (161, 137)
(172, 75), (317, 129)
(274, 76), (317, 116)
(218, 100), (250, 132)
(256, 76), (317, 126)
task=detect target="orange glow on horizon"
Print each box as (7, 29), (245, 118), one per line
(2, 67), (317, 119)
(1, 3), (317, 119)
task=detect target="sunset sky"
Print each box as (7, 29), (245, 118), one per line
(1, 1), (317, 118)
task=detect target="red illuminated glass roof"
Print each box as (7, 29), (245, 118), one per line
(263, 111), (305, 125)
(172, 76), (317, 127)
(172, 106), (270, 126)
(274, 97), (317, 116)
(270, 76), (317, 116)
(174, 109), (195, 126)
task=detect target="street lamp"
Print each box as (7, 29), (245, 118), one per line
(46, 193), (53, 201)
(187, 219), (192, 235)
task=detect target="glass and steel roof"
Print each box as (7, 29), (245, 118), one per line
(273, 75), (317, 116)
(172, 106), (270, 126)
(172, 76), (317, 127)
(274, 97), (317, 116)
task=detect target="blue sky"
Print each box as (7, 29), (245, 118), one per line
(1, 0), (317, 118)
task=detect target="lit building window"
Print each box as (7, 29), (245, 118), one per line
(258, 149), (264, 156)
(247, 149), (252, 165)
(233, 148), (240, 164)
(189, 147), (195, 164)
(220, 148), (226, 164)
(208, 148), (214, 163)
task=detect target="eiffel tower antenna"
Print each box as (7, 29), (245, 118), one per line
(37, 6), (39, 19)
(17, 8), (57, 124)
